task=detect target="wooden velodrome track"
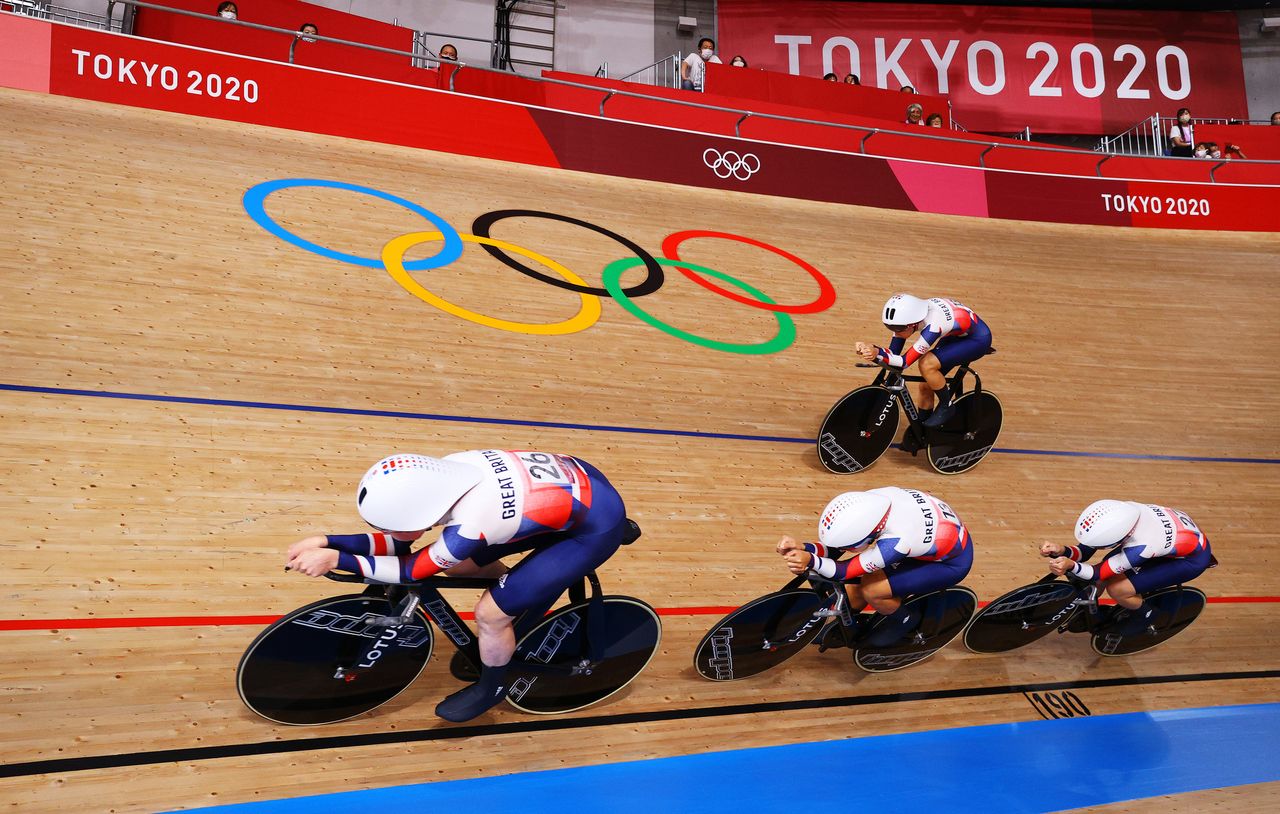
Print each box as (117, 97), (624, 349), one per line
(1, 86), (1278, 812)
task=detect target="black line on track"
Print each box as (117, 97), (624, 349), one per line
(4, 669), (1278, 778)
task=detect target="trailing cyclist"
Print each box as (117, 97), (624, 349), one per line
(1041, 499), (1216, 635)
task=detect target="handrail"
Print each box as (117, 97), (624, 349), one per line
(95, 1), (1280, 185)
(734, 112), (751, 137)
(105, 0), (430, 64)
(1209, 160), (1228, 183)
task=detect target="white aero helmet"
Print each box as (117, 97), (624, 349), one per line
(882, 293), (929, 328)
(356, 454), (484, 532)
(1074, 500), (1142, 548)
(818, 491), (893, 549)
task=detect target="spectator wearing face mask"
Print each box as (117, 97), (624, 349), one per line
(925, 113), (944, 128)
(905, 103), (924, 125)
(1270, 112), (1280, 126)
(681, 37), (721, 92)
(216, 1), (237, 19)
(729, 55), (748, 68)
(1168, 108), (1194, 157)
(298, 22), (318, 43)
(844, 74), (860, 85)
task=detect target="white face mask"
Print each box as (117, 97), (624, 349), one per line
(219, 10), (235, 18)
(302, 32), (317, 42)
(731, 60), (744, 67)
(1210, 150), (1221, 159)
(701, 48), (713, 59)
(1194, 149), (1207, 157)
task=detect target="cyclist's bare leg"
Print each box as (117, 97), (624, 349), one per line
(446, 558), (510, 579)
(861, 570), (901, 615)
(843, 581), (868, 611)
(1102, 575), (1144, 610)
(474, 591), (517, 666)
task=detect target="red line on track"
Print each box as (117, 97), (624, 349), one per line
(0, 597), (1274, 631)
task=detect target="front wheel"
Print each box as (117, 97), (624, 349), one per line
(963, 580), (1081, 654)
(927, 390), (1002, 474)
(818, 386), (899, 474)
(505, 596), (661, 714)
(236, 593), (435, 726)
(693, 589), (831, 681)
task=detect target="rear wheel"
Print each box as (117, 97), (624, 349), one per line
(927, 390), (1002, 474)
(505, 596), (661, 714)
(818, 386), (899, 474)
(855, 587), (976, 672)
(236, 594), (435, 725)
(1091, 586), (1206, 657)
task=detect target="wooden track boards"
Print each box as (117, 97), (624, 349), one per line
(1, 87), (1278, 812)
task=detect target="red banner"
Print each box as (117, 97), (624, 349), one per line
(716, 1), (1248, 134)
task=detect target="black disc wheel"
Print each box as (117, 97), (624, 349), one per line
(927, 390), (1003, 474)
(854, 587), (976, 672)
(237, 594), (435, 726)
(693, 589), (832, 681)
(505, 597), (661, 714)
(963, 580), (1081, 654)
(1091, 586), (1206, 657)
(818, 386), (899, 474)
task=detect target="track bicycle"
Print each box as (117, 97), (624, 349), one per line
(237, 523), (661, 725)
(818, 357), (1002, 475)
(963, 572), (1206, 657)
(693, 570), (976, 678)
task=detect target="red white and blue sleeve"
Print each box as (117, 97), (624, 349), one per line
(1069, 547), (1141, 581)
(335, 526), (487, 583)
(807, 537), (904, 580)
(876, 327), (944, 370)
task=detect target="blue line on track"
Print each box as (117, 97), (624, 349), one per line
(3, 382), (1277, 465)
(174, 702), (1280, 813)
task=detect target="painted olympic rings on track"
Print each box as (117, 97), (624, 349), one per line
(383, 232), (602, 336)
(603, 258), (796, 355)
(242, 178), (835, 355)
(470, 210), (664, 298)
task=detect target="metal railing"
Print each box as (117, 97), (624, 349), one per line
(80, 3), (1280, 184)
(3, 0), (122, 31)
(617, 53), (683, 89)
(410, 29), (499, 70)
(1097, 115), (1276, 157)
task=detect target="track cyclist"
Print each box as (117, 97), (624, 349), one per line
(1041, 500), (1216, 635)
(855, 293), (993, 427)
(777, 487), (974, 646)
(284, 449), (631, 723)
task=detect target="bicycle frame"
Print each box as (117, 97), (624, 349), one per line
(329, 570), (610, 676)
(867, 362), (985, 449)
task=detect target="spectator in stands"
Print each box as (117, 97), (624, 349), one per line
(1224, 143), (1247, 159)
(823, 73), (838, 81)
(730, 55), (748, 68)
(1271, 111), (1280, 125)
(1168, 108), (1194, 157)
(298, 23), (319, 43)
(925, 113), (944, 128)
(1193, 142), (1211, 159)
(681, 37), (721, 92)
(905, 103), (924, 125)
(439, 43), (458, 62)
(216, 1), (237, 19)
(844, 74), (860, 85)
(901, 85), (916, 94)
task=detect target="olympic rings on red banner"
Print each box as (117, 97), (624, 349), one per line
(242, 179), (836, 355)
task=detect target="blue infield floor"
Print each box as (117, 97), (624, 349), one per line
(182, 702), (1280, 813)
